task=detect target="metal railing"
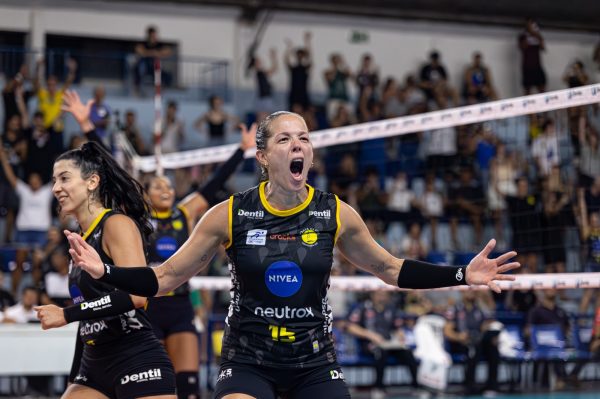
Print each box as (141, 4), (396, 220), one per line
(0, 46), (229, 101)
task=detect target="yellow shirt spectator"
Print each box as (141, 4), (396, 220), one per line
(38, 88), (65, 131)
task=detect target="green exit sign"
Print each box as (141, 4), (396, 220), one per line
(349, 30), (369, 44)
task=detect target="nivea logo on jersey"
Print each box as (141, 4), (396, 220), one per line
(309, 209), (331, 219)
(238, 209), (264, 219)
(69, 284), (85, 304)
(156, 236), (178, 258)
(246, 229), (267, 246)
(120, 368), (162, 385)
(255, 306), (314, 319)
(81, 295), (111, 310)
(265, 261), (303, 297)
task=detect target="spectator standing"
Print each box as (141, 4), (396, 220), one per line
(355, 54), (379, 119)
(2, 64), (34, 130)
(250, 48), (278, 121)
(447, 167), (485, 250)
(88, 85), (112, 145)
(531, 118), (560, 179)
(502, 177), (542, 272)
(518, 18), (546, 94)
(324, 53), (352, 122)
(34, 57), (77, 132)
(134, 25), (173, 94)
(381, 77), (407, 118)
(284, 32), (312, 111)
(21, 111), (63, 184)
(194, 95), (239, 145)
(161, 100), (184, 154)
(0, 148), (53, 295)
(540, 170), (570, 273)
(578, 115), (600, 189)
(419, 175), (444, 250)
(122, 110), (147, 155)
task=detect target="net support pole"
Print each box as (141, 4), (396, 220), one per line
(153, 57), (164, 177)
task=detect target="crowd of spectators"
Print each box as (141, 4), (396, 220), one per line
(1, 17), (600, 397)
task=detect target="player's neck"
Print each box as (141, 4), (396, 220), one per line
(264, 182), (308, 210)
(77, 203), (107, 232)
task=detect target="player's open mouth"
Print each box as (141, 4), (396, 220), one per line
(290, 158), (304, 180)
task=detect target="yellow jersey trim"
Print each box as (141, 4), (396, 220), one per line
(151, 209), (172, 219)
(334, 195), (341, 244)
(81, 209), (112, 241)
(225, 195), (234, 249)
(259, 181), (314, 217)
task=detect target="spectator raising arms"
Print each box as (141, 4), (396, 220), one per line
(285, 32), (313, 111)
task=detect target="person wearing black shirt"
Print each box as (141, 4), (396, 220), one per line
(518, 18), (546, 95)
(284, 32), (312, 111)
(346, 291), (419, 395)
(499, 177), (542, 273)
(444, 290), (500, 394)
(144, 124), (255, 399)
(65, 111), (519, 399)
(134, 25), (173, 94)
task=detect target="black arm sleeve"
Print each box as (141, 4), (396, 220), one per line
(397, 259), (469, 289)
(96, 264), (160, 297)
(68, 327), (83, 383)
(63, 290), (135, 323)
(199, 147), (244, 206)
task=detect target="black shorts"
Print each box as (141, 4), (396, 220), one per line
(73, 334), (176, 399)
(522, 67), (546, 89)
(146, 295), (196, 340)
(213, 360), (350, 399)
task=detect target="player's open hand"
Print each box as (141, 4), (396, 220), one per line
(466, 239), (520, 293)
(64, 230), (105, 279)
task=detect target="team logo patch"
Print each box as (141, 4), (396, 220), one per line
(238, 209), (264, 219)
(456, 267), (464, 282)
(172, 219), (183, 231)
(309, 209), (331, 219)
(156, 236), (178, 258)
(269, 233), (296, 241)
(265, 261), (303, 297)
(217, 368), (232, 382)
(301, 229), (319, 246)
(246, 229), (267, 246)
(120, 368), (162, 385)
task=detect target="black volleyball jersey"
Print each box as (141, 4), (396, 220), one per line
(68, 210), (154, 346)
(148, 206), (190, 295)
(223, 182), (341, 368)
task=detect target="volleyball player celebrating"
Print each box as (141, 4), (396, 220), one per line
(34, 140), (176, 399)
(66, 111), (519, 399)
(145, 124), (256, 399)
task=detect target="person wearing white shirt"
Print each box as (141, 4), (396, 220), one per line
(1, 286), (38, 324)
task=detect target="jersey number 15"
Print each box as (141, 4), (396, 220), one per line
(269, 325), (296, 343)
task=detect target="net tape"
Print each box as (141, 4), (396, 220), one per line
(123, 84), (600, 173)
(189, 273), (600, 292)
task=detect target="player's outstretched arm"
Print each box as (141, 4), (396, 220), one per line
(65, 200), (230, 296)
(335, 200), (520, 293)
